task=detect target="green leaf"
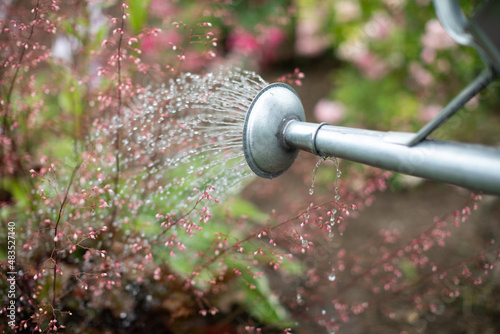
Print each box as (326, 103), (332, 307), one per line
(224, 197), (268, 223)
(235, 261), (292, 327)
(57, 89), (73, 114)
(135, 213), (162, 235)
(128, 0), (151, 34)
(400, 259), (419, 284)
(42, 136), (75, 161)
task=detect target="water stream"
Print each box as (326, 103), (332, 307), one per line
(92, 68), (267, 216)
(94, 67), (344, 222)
(308, 156), (342, 238)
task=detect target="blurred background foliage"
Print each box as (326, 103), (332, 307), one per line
(293, 0), (499, 141)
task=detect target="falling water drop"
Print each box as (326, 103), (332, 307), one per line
(309, 157), (326, 195)
(296, 293), (303, 305)
(333, 157), (341, 201)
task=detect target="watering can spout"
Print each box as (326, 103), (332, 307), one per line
(242, 83), (500, 195)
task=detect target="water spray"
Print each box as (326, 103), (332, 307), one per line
(243, 0), (500, 195)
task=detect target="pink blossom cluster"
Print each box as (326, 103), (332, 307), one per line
(227, 26), (287, 67)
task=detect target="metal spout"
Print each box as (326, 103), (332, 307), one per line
(242, 83), (305, 179)
(242, 83), (500, 195)
(284, 121), (500, 195)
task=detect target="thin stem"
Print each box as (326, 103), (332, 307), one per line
(173, 25), (195, 76)
(114, 11), (125, 195)
(0, 0), (41, 198)
(334, 194), (479, 297)
(110, 6), (126, 225)
(51, 161), (82, 308)
(2, 0), (40, 134)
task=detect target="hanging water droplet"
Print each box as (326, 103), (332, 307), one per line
(304, 207), (311, 221)
(309, 157), (325, 196)
(328, 272), (336, 281)
(333, 157), (341, 202)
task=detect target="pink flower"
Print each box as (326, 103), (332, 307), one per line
(353, 51), (389, 79)
(295, 19), (331, 57)
(258, 26), (286, 63)
(421, 20), (455, 50)
(141, 30), (182, 53)
(420, 19), (456, 64)
(227, 29), (259, 54)
(419, 104), (442, 122)
(149, 0), (178, 19)
(409, 61), (434, 87)
(260, 26), (286, 48)
(314, 99), (346, 124)
(226, 27), (287, 66)
(364, 13), (393, 40)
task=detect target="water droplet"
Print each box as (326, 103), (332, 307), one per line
(333, 157), (341, 202)
(309, 157), (325, 196)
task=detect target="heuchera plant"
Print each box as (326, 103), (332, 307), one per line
(1, 1), (499, 333)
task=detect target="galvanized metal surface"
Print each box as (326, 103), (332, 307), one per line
(405, 70), (496, 147)
(284, 121), (500, 195)
(406, 1), (500, 146)
(434, 0), (500, 73)
(242, 83), (305, 179)
(433, 0), (473, 46)
(243, 84), (500, 195)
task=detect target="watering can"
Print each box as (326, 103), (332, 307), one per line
(242, 0), (500, 195)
